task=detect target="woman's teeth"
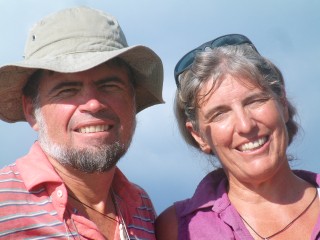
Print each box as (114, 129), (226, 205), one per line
(239, 137), (267, 152)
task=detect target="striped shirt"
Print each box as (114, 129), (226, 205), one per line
(0, 142), (156, 239)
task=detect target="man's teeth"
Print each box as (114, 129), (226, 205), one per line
(78, 125), (109, 133)
(239, 137), (267, 151)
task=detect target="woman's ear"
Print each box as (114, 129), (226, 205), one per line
(186, 121), (212, 154)
(280, 97), (289, 123)
(22, 95), (39, 131)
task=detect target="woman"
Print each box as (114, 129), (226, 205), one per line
(156, 34), (320, 240)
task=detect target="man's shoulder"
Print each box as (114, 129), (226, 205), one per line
(131, 183), (154, 206)
(0, 162), (29, 201)
(114, 168), (152, 203)
(0, 163), (20, 180)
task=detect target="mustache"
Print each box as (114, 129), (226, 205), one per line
(70, 110), (120, 125)
(89, 110), (119, 122)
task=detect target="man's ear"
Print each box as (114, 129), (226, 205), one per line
(186, 121), (211, 154)
(22, 95), (39, 131)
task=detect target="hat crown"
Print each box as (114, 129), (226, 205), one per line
(25, 7), (128, 59)
(0, 6), (164, 123)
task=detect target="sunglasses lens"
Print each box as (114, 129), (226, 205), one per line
(175, 52), (195, 76)
(174, 50), (200, 86)
(212, 34), (250, 48)
(174, 34), (256, 87)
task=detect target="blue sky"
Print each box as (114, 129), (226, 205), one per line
(0, 0), (319, 214)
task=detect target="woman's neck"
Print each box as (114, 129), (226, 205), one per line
(228, 167), (314, 205)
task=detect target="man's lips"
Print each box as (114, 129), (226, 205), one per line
(76, 124), (111, 133)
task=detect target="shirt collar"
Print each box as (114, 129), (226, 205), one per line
(16, 142), (142, 204)
(178, 168), (320, 218)
(178, 168), (230, 217)
(112, 167), (141, 205)
(16, 142), (63, 191)
(293, 169), (320, 186)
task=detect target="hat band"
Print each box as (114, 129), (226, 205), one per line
(25, 36), (128, 60)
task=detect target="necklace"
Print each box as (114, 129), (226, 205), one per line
(68, 193), (118, 223)
(111, 189), (130, 240)
(67, 190), (130, 240)
(239, 189), (318, 240)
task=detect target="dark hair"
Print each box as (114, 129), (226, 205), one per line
(22, 69), (42, 107)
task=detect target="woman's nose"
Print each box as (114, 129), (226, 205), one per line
(234, 109), (256, 134)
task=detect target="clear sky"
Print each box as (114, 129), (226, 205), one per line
(0, 0), (319, 214)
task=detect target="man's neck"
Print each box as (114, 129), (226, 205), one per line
(48, 157), (119, 238)
(47, 156), (116, 204)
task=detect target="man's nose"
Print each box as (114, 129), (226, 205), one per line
(78, 89), (107, 114)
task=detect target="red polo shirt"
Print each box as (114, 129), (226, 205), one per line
(0, 142), (156, 239)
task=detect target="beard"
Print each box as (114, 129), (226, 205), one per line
(34, 108), (135, 173)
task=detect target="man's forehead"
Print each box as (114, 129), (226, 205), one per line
(40, 62), (131, 82)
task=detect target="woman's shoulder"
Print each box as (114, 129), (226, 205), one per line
(293, 169), (320, 187)
(155, 205), (178, 240)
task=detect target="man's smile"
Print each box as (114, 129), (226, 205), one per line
(77, 124), (111, 133)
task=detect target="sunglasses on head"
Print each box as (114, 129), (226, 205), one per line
(174, 34), (258, 87)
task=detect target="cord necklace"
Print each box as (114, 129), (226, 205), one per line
(239, 189), (318, 240)
(68, 190), (130, 240)
(68, 193), (118, 223)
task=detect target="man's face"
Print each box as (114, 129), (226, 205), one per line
(28, 62), (136, 173)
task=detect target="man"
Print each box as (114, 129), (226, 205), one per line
(0, 6), (163, 239)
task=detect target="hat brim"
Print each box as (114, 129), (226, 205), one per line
(0, 45), (164, 122)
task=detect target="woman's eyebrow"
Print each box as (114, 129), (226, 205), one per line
(202, 92), (270, 118)
(242, 91), (270, 103)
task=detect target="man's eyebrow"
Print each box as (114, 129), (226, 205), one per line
(48, 75), (130, 95)
(49, 81), (82, 95)
(95, 76), (128, 85)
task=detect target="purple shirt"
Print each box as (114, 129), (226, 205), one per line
(175, 168), (320, 240)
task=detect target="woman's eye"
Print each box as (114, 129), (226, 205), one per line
(210, 111), (228, 122)
(248, 97), (269, 107)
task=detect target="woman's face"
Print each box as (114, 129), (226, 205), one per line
(187, 75), (289, 184)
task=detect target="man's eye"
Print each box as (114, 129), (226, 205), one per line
(62, 88), (76, 93)
(101, 83), (113, 89)
(56, 88), (78, 96)
(100, 83), (123, 92)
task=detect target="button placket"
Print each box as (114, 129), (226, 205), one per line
(57, 189), (63, 198)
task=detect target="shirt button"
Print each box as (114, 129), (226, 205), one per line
(57, 190), (63, 198)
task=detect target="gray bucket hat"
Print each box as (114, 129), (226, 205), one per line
(0, 6), (164, 122)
